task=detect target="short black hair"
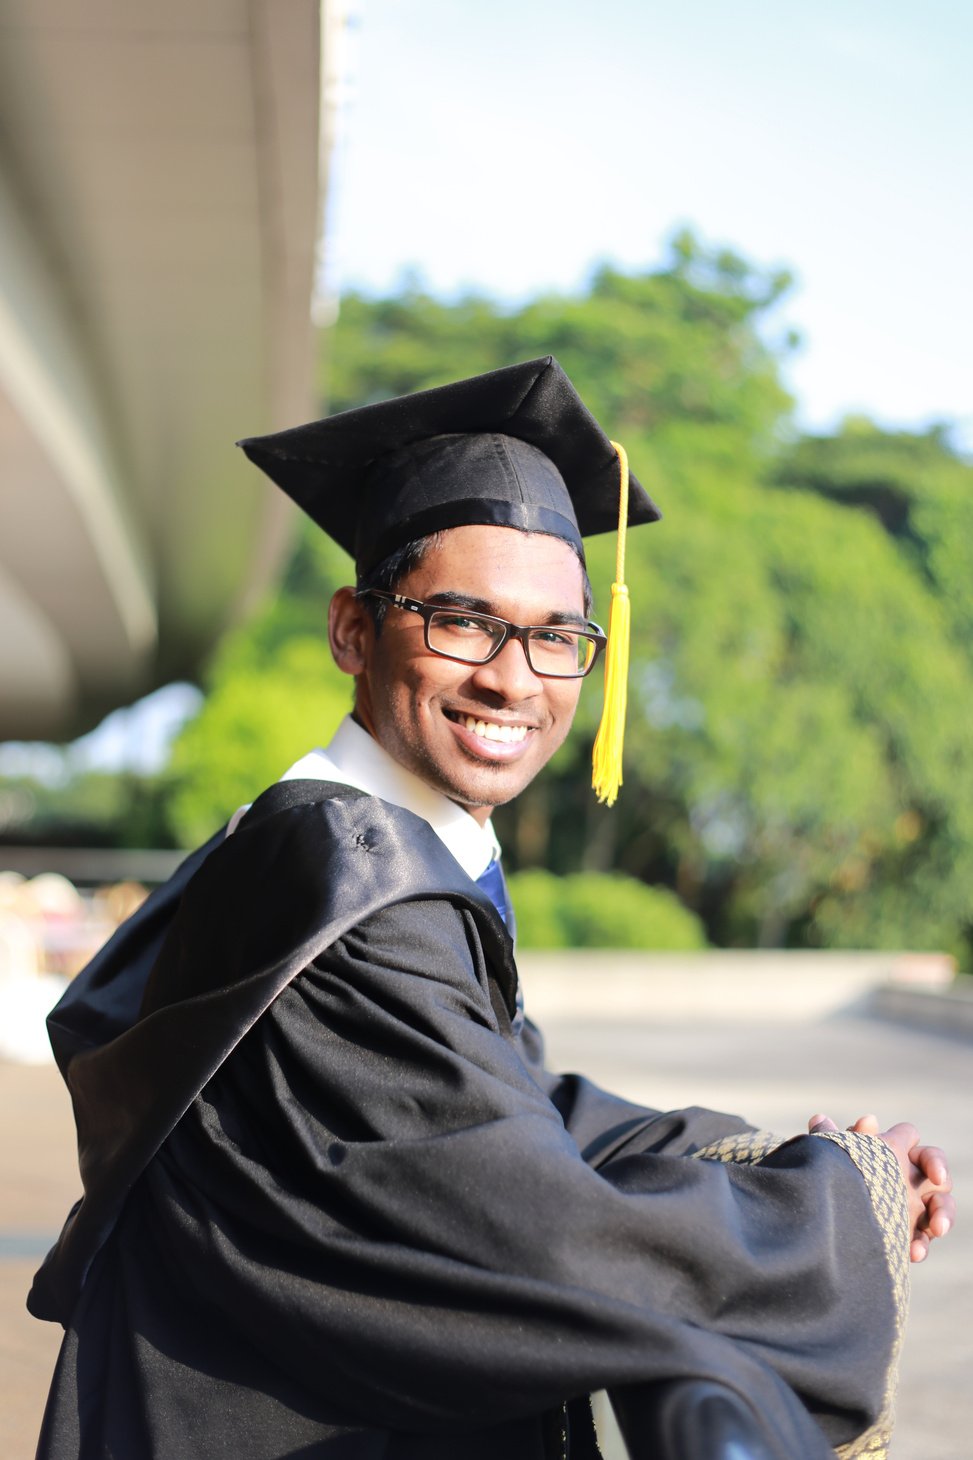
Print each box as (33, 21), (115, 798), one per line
(356, 530), (594, 632)
(355, 534), (444, 630)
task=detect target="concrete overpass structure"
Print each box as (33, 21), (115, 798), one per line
(0, 0), (336, 740)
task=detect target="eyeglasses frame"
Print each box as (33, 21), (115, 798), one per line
(357, 589), (607, 679)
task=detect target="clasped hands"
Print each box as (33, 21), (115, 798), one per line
(808, 1112), (954, 1264)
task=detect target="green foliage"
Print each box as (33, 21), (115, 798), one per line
(144, 232), (973, 965)
(508, 869), (708, 950)
(163, 517), (356, 847)
(506, 870), (568, 949)
(774, 419), (973, 664)
(164, 517), (357, 847)
(0, 771), (174, 849)
(327, 230), (794, 473)
(321, 239), (973, 962)
(751, 482), (973, 957)
(165, 635), (351, 846)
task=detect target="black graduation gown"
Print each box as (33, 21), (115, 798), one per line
(29, 782), (908, 1459)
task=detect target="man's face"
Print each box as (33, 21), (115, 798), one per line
(330, 525), (588, 824)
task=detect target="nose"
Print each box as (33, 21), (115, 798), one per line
(469, 635), (544, 701)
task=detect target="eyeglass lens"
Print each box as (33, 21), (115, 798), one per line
(426, 610), (594, 676)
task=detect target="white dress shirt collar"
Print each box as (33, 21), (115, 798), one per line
(280, 715), (501, 882)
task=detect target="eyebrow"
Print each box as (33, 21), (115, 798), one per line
(425, 590), (588, 628)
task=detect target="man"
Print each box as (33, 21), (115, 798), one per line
(30, 358), (952, 1460)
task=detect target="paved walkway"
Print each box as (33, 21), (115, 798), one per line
(0, 1061), (77, 1459)
(3, 997), (970, 1458)
(533, 1000), (973, 1460)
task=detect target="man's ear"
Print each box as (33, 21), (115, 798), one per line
(328, 587), (374, 676)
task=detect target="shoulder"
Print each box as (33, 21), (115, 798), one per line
(221, 778), (474, 912)
(146, 779), (514, 1013)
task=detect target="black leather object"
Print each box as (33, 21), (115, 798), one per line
(612, 1379), (795, 1460)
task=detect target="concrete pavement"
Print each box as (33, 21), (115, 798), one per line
(0, 1062), (77, 1459)
(2, 967), (969, 1458)
(525, 971), (972, 1460)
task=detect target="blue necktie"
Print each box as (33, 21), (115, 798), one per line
(475, 857), (516, 936)
(475, 857), (523, 1033)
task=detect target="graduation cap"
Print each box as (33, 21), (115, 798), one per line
(238, 357), (662, 804)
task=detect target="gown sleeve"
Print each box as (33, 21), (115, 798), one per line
(515, 1013), (755, 1166)
(105, 892), (908, 1459)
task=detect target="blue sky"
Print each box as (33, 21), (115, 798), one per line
(3, 2), (969, 777)
(328, 0), (972, 445)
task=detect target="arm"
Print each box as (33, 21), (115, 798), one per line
(809, 1112), (955, 1263)
(516, 1013), (755, 1166)
(137, 896), (902, 1456)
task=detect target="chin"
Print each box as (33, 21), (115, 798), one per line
(450, 767), (536, 812)
(409, 733), (549, 813)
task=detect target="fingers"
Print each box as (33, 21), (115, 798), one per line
(911, 1233), (931, 1264)
(913, 1144), (950, 1190)
(808, 1113), (838, 1132)
(920, 1190), (955, 1239)
(906, 1156), (955, 1262)
(880, 1121), (921, 1154)
(812, 1115), (955, 1264)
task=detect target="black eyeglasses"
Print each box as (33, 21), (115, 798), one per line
(358, 590), (607, 679)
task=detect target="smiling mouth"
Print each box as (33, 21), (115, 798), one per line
(445, 710), (530, 744)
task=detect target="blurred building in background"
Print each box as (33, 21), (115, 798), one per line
(0, 0), (338, 741)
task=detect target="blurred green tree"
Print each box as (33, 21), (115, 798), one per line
(0, 771), (173, 850)
(774, 418), (973, 662)
(163, 529), (355, 844)
(159, 233), (973, 962)
(508, 868), (708, 949)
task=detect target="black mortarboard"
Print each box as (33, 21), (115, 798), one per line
(239, 356), (660, 807)
(237, 356), (661, 574)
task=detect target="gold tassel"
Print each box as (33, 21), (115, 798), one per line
(592, 440), (631, 806)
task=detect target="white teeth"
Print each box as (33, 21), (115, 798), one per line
(462, 715), (528, 743)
